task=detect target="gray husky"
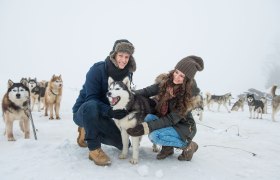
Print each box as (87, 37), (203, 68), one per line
(231, 97), (245, 112)
(107, 77), (157, 164)
(205, 92), (232, 113)
(271, 85), (280, 121)
(2, 79), (30, 141)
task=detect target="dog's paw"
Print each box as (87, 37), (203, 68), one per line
(119, 153), (127, 159)
(129, 158), (138, 164)
(152, 144), (160, 152)
(49, 117), (54, 120)
(56, 117), (61, 120)
(8, 137), (16, 141)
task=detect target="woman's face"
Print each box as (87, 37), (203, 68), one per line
(173, 69), (185, 85)
(115, 52), (130, 69)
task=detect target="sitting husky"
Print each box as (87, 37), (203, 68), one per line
(205, 92), (232, 113)
(2, 79), (30, 141)
(231, 97), (245, 112)
(107, 76), (157, 164)
(44, 75), (63, 120)
(247, 94), (264, 119)
(271, 85), (280, 121)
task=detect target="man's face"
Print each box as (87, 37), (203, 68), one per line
(115, 52), (130, 69)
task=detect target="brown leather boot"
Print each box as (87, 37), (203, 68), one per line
(178, 141), (198, 161)
(156, 146), (174, 160)
(77, 127), (87, 147)
(89, 148), (111, 166)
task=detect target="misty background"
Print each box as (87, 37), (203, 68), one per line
(0, 0), (280, 99)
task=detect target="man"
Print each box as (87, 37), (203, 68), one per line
(72, 39), (136, 166)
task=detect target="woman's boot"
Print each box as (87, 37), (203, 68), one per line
(156, 146), (174, 160)
(178, 141), (198, 161)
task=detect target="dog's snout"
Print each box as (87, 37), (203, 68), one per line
(16, 94), (21, 99)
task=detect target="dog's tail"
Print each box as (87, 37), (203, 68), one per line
(271, 85), (278, 97)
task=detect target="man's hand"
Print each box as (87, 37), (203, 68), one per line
(109, 109), (128, 120)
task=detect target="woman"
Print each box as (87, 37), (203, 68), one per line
(72, 39), (136, 166)
(127, 55), (204, 161)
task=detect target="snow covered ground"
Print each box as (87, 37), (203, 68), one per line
(1, 86), (280, 180)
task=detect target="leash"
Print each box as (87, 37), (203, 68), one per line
(28, 109), (38, 140)
(26, 101), (38, 140)
(203, 144), (257, 156)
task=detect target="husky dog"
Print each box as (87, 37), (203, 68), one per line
(2, 79), (30, 141)
(39, 80), (48, 110)
(247, 94), (264, 119)
(260, 96), (268, 114)
(44, 75), (63, 120)
(271, 85), (280, 121)
(28, 78), (41, 112)
(191, 94), (204, 121)
(205, 92), (232, 113)
(107, 77), (157, 164)
(231, 97), (245, 112)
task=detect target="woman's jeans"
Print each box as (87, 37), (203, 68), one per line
(73, 100), (123, 151)
(144, 114), (188, 148)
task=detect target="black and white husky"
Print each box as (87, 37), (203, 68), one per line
(1, 79), (30, 141)
(107, 77), (157, 164)
(191, 94), (204, 121)
(28, 78), (41, 112)
(247, 94), (264, 119)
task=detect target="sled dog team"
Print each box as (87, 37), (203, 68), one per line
(2, 75), (63, 141)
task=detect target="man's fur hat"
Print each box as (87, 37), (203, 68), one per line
(109, 39), (136, 73)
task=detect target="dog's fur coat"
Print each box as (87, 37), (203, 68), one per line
(2, 79), (30, 141)
(231, 97), (245, 112)
(28, 77), (41, 112)
(205, 92), (232, 113)
(247, 94), (264, 119)
(191, 94), (204, 121)
(44, 75), (63, 120)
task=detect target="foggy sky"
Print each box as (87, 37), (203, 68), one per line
(0, 0), (280, 97)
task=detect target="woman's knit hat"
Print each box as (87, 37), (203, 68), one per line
(175, 55), (204, 79)
(109, 39), (136, 72)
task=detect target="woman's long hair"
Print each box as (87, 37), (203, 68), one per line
(156, 70), (194, 117)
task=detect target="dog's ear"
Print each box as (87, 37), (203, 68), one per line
(122, 76), (131, 91)
(8, 79), (14, 88)
(20, 78), (28, 87)
(59, 74), (62, 79)
(108, 77), (114, 86)
(52, 74), (56, 80)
